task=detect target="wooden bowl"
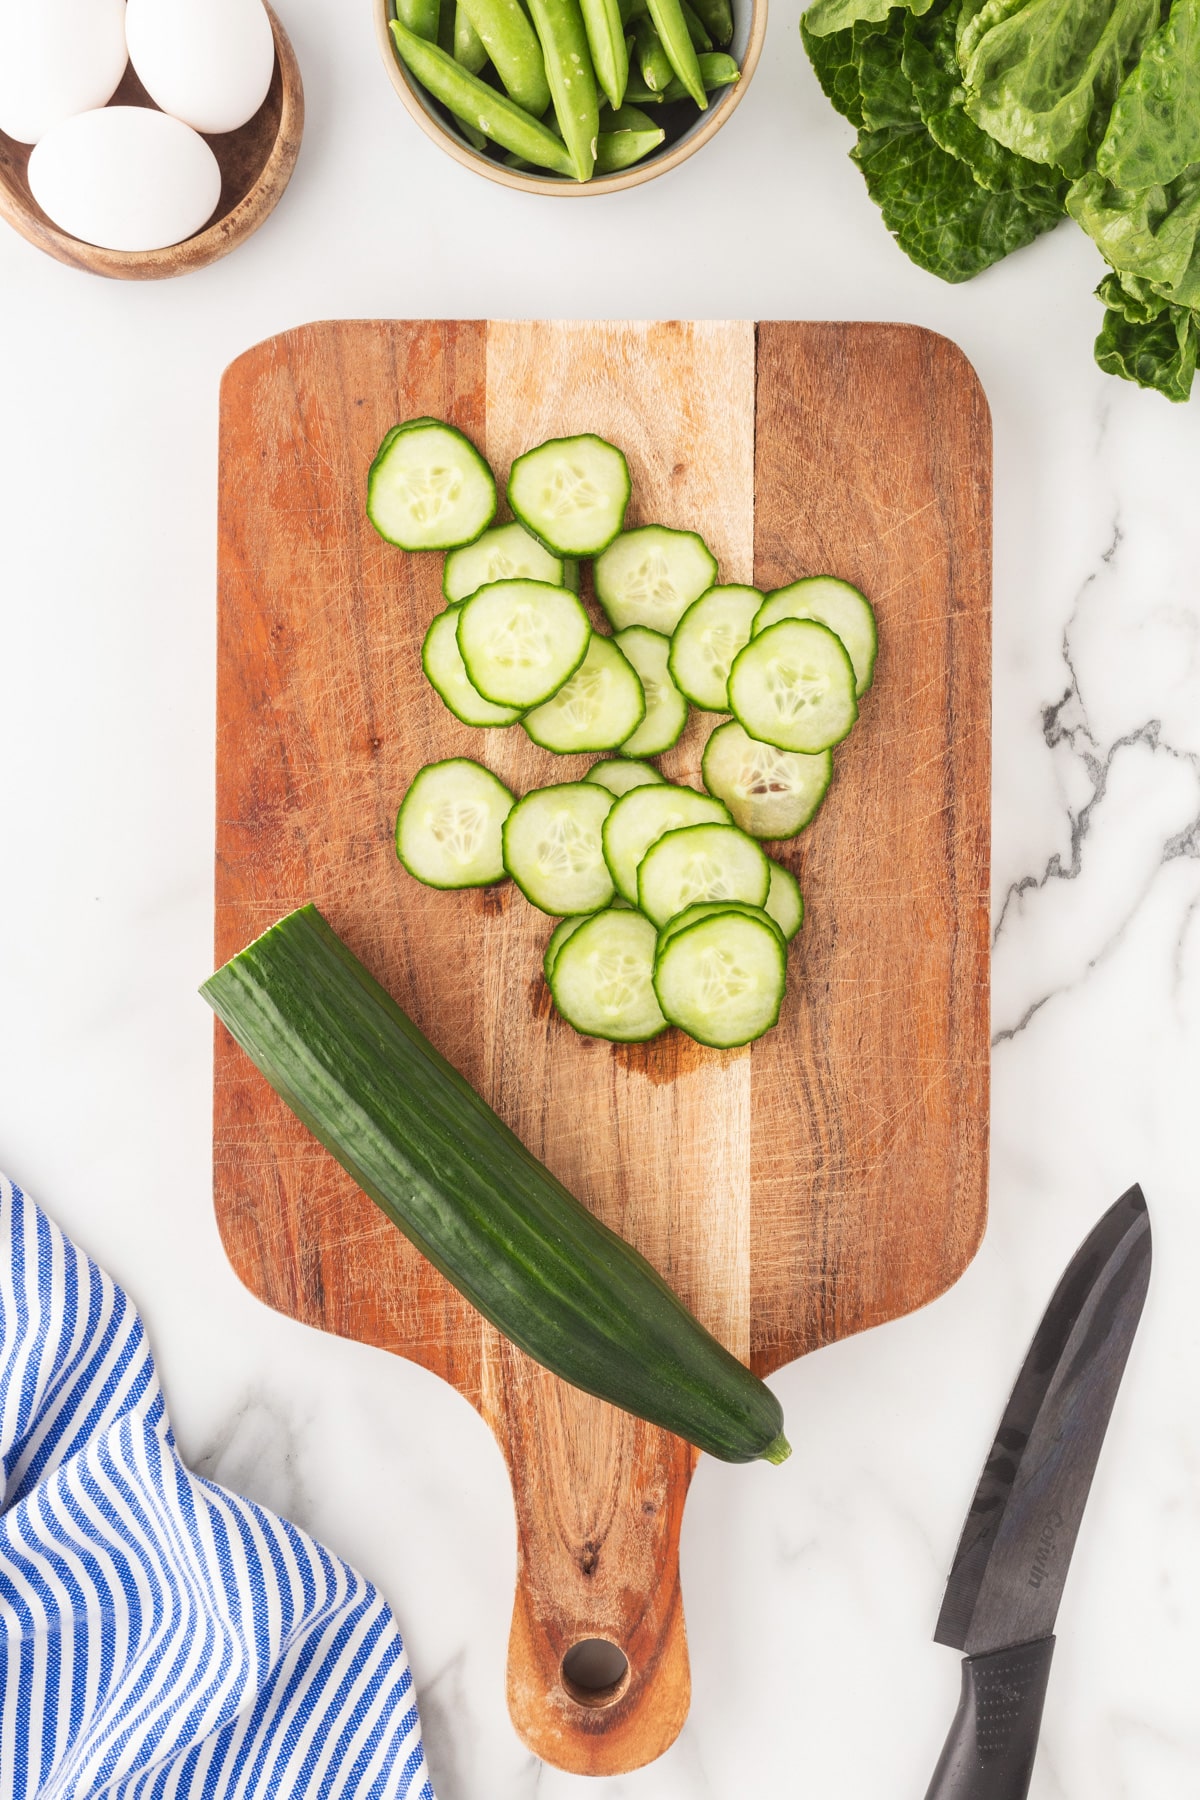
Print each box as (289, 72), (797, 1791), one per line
(0, 4), (303, 280)
(373, 0), (764, 196)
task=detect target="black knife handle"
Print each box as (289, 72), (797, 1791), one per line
(924, 1637), (1055, 1800)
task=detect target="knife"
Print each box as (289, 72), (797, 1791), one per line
(924, 1183), (1152, 1800)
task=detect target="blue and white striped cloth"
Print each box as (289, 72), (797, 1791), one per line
(0, 1175), (436, 1800)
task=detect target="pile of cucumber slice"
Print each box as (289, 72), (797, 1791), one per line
(373, 416), (877, 1049)
(387, 0), (742, 184)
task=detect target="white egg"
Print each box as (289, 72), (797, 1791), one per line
(28, 107), (223, 253)
(0, 0), (127, 146)
(125, 0), (275, 135)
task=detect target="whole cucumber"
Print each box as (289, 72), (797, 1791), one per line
(203, 905), (791, 1466)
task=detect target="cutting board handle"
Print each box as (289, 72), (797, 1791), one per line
(486, 1347), (697, 1775)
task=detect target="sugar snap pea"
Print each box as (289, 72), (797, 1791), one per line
(680, 0), (712, 50)
(526, 0), (599, 181)
(390, 20), (575, 173)
(579, 0), (629, 111)
(454, 3), (489, 71)
(454, 113), (489, 148)
(686, 0), (732, 44)
(397, 0), (442, 38)
(659, 48), (738, 100)
(456, 0), (551, 113)
(632, 14), (672, 91)
(698, 45), (738, 78)
(645, 0), (707, 106)
(603, 100), (659, 128)
(620, 75), (666, 102)
(595, 125), (664, 170)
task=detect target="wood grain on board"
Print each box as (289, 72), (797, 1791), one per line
(214, 319), (990, 1776)
(749, 323), (991, 1370)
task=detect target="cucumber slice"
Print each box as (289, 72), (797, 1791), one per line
(668, 584), (762, 711)
(594, 526), (718, 634)
(522, 634), (645, 753)
(396, 757), (514, 888)
(585, 758), (667, 795)
(456, 579), (591, 708)
(728, 620), (858, 754)
(549, 907), (668, 1041)
(443, 521), (564, 603)
(545, 901), (633, 978)
(367, 419), (497, 551)
(765, 860), (804, 940)
(543, 912), (589, 982)
(422, 608), (524, 728)
(614, 625), (689, 757)
(653, 911), (786, 1048)
(502, 782), (616, 915)
(637, 821), (770, 927)
(375, 418), (436, 444)
(701, 719), (832, 839)
(508, 434), (631, 557)
(657, 899), (786, 952)
(602, 783), (730, 904)
(753, 577), (877, 697)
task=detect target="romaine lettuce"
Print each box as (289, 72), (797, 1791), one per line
(803, 0), (932, 38)
(856, 11), (925, 128)
(1095, 271), (1200, 399)
(852, 121), (1069, 275)
(1096, 0), (1200, 187)
(1069, 164), (1200, 304)
(805, 0), (1067, 278)
(800, 0), (1200, 397)
(959, 0), (1160, 177)
(802, 14), (869, 123)
(902, 2), (1068, 200)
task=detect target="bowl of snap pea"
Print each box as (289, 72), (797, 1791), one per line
(373, 0), (763, 193)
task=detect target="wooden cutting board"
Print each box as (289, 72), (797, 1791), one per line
(214, 319), (990, 1776)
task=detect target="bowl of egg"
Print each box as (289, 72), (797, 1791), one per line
(0, 0), (303, 278)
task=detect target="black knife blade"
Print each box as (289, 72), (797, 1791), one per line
(924, 1184), (1151, 1800)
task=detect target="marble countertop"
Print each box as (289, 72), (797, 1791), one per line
(1, 1), (1197, 1794)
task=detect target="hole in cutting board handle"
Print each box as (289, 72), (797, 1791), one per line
(560, 1639), (631, 1708)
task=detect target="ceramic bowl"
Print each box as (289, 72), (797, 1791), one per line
(374, 0), (764, 195)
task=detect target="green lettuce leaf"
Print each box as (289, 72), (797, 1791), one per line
(851, 118), (1068, 277)
(1096, 0), (1200, 188)
(902, 1), (1069, 200)
(1094, 270), (1200, 398)
(956, 0), (1044, 66)
(855, 10), (925, 128)
(800, 6), (931, 140)
(800, 0), (1067, 281)
(802, 0), (931, 38)
(801, 16), (867, 124)
(1069, 161), (1200, 304)
(954, 0), (1007, 60)
(959, 0), (1160, 177)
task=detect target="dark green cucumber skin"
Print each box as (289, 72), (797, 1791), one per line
(202, 905), (787, 1464)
